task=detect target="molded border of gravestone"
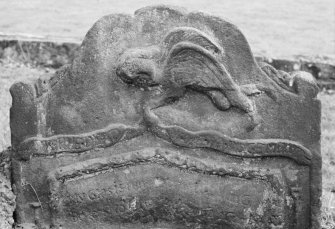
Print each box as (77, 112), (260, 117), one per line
(1, 35), (334, 88)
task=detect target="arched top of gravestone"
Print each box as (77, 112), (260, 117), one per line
(10, 5), (319, 152)
(25, 5), (265, 138)
(75, 5), (261, 86)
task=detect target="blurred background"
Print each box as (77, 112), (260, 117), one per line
(0, 0), (334, 228)
(0, 0), (334, 58)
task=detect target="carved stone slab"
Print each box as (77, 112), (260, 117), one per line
(10, 5), (321, 229)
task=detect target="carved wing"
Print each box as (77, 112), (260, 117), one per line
(162, 28), (253, 113)
(162, 27), (223, 56)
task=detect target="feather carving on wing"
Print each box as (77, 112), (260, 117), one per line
(161, 27), (254, 113)
(115, 27), (256, 114)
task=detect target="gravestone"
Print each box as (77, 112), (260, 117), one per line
(10, 5), (321, 229)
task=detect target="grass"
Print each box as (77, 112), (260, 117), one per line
(322, 190), (335, 228)
(320, 91), (335, 228)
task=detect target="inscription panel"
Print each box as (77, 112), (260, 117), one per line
(52, 164), (285, 229)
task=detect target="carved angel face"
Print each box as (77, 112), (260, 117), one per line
(115, 27), (318, 139)
(117, 27), (255, 112)
(115, 29), (250, 139)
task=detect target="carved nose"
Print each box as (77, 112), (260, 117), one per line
(116, 57), (158, 87)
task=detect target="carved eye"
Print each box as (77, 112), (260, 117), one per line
(116, 57), (158, 87)
(116, 47), (161, 88)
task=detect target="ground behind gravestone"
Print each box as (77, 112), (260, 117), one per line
(0, 0), (334, 59)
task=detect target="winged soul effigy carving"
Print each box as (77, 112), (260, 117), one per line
(10, 6), (321, 229)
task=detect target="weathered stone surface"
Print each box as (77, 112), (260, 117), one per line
(0, 148), (15, 229)
(0, 173), (16, 229)
(10, 5), (321, 229)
